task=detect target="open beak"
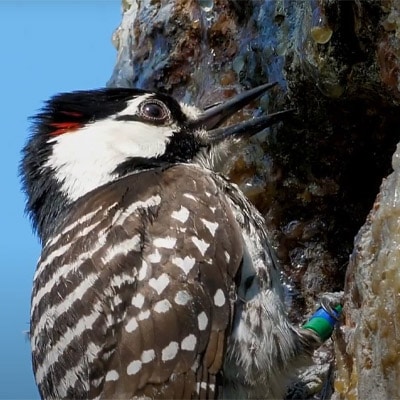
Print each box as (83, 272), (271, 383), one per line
(189, 82), (293, 143)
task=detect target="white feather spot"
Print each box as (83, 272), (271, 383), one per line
(103, 349), (113, 361)
(183, 193), (197, 201)
(200, 219), (219, 236)
(161, 341), (179, 361)
(112, 195), (162, 226)
(214, 289), (226, 307)
(174, 290), (192, 306)
(181, 334), (197, 351)
(154, 299), (172, 313)
(171, 206), (190, 223)
(131, 293), (145, 308)
(92, 377), (104, 388)
(149, 273), (169, 295)
(102, 235), (141, 264)
(209, 206), (216, 213)
(127, 360), (142, 375)
(197, 312), (208, 331)
(113, 294), (122, 306)
(148, 249), (162, 263)
(138, 260), (149, 281)
(126, 317), (138, 333)
(191, 237), (209, 256)
(141, 349), (155, 363)
(105, 370), (119, 382)
(153, 236), (176, 249)
(138, 310), (150, 321)
(224, 251), (230, 263)
(110, 272), (136, 289)
(172, 256), (196, 275)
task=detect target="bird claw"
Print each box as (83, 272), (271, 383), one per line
(319, 291), (344, 320)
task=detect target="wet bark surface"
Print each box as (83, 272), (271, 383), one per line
(109, 0), (400, 397)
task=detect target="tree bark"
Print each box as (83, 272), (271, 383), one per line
(109, 0), (400, 398)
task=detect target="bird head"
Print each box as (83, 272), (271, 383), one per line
(21, 83), (287, 240)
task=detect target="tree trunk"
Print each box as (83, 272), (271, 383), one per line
(108, 0), (400, 398)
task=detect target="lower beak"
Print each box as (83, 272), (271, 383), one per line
(208, 110), (293, 143)
(189, 82), (292, 143)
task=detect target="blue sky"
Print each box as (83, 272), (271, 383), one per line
(0, 1), (121, 398)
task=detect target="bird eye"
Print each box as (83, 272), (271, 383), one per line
(139, 100), (170, 124)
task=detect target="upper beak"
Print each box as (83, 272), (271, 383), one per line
(188, 82), (293, 143)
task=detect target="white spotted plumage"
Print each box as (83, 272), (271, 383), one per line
(201, 218), (219, 235)
(131, 293), (145, 308)
(174, 290), (192, 305)
(181, 334), (197, 351)
(153, 299), (172, 313)
(137, 310), (151, 321)
(125, 317), (139, 333)
(105, 370), (119, 382)
(102, 235), (141, 264)
(141, 349), (156, 363)
(148, 273), (170, 295)
(197, 312), (208, 331)
(172, 256), (196, 275)
(127, 360), (142, 375)
(171, 205), (190, 223)
(153, 236), (177, 249)
(191, 236), (210, 256)
(161, 341), (180, 361)
(213, 289), (226, 307)
(148, 249), (162, 263)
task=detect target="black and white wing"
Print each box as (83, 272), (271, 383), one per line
(31, 164), (244, 399)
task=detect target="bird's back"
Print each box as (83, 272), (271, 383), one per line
(31, 164), (247, 399)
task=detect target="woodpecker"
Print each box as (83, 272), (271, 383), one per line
(21, 83), (326, 400)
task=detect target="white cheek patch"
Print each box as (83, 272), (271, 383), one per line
(45, 118), (176, 201)
(107, 120), (173, 157)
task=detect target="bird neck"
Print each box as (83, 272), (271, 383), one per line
(25, 167), (72, 244)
